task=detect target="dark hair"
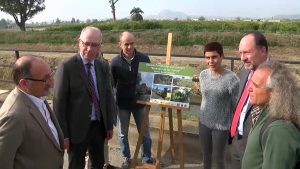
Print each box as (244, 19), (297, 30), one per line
(203, 42), (224, 57)
(244, 31), (268, 53)
(12, 58), (32, 85)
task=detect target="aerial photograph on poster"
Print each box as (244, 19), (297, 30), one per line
(136, 62), (194, 108)
(136, 72), (153, 101)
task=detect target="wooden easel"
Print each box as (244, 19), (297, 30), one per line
(131, 33), (186, 169)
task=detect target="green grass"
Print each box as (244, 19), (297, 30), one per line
(1, 20), (300, 48)
(46, 20), (300, 34)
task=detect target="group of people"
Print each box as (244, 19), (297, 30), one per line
(199, 31), (300, 169)
(0, 27), (153, 169)
(0, 26), (299, 169)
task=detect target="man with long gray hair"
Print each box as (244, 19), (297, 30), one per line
(242, 61), (300, 169)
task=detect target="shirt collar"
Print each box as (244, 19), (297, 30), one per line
(80, 53), (95, 66)
(20, 89), (45, 107)
(120, 49), (136, 61)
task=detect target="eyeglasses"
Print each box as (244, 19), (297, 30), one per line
(80, 39), (101, 48)
(122, 42), (134, 47)
(24, 71), (54, 83)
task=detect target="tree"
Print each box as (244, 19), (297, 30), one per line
(92, 19), (98, 23)
(86, 19), (91, 23)
(71, 17), (76, 23)
(55, 18), (61, 24)
(130, 7), (144, 21)
(109, 0), (118, 22)
(0, 0), (45, 31)
(0, 18), (14, 28)
(199, 16), (205, 21)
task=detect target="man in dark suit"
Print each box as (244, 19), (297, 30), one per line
(53, 26), (115, 169)
(229, 31), (269, 169)
(0, 55), (64, 169)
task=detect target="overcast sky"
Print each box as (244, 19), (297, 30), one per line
(0, 0), (299, 22)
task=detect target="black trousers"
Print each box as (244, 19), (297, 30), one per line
(68, 120), (106, 169)
(199, 122), (228, 169)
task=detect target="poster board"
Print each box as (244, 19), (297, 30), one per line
(136, 62), (194, 109)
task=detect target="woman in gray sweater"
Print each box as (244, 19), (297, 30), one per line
(199, 42), (239, 169)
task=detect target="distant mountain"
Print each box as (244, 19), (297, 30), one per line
(144, 9), (300, 20)
(272, 14), (300, 20)
(145, 9), (189, 20)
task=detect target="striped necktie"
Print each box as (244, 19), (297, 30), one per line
(86, 63), (101, 120)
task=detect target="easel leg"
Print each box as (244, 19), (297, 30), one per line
(155, 107), (167, 169)
(177, 109), (184, 169)
(168, 108), (175, 163)
(131, 105), (151, 169)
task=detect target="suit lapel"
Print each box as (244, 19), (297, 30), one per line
(19, 91), (62, 151)
(237, 68), (251, 99)
(94, 59), (104, 96)
(94, 59), (108, 128)
(45, 101), (64, 150)
(238, 68), (253, 114)
(75, 54), (90, 94)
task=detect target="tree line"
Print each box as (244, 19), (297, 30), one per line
(0, 18), (15, 28)
(0, 0), (144, 31)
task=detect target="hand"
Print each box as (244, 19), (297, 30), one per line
(64, 138), (70, 150)
(106, 130), (113, 140)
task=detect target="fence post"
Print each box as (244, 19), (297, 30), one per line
(15, 51), (20, 59)
(231, 59), (234, 71)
